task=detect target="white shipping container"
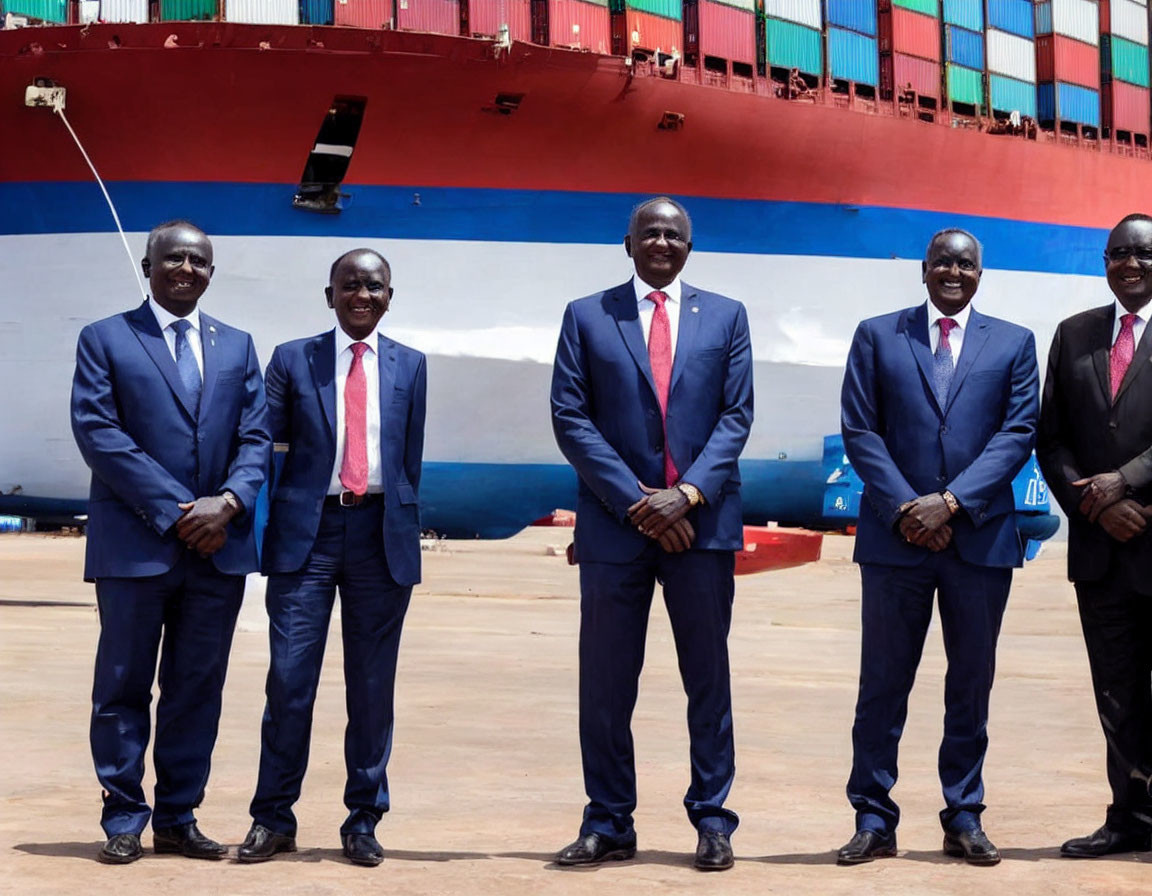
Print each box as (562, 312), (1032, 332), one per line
(83, 0), (148, 21)
(1038, 0), (1100, 46)
(987, 27), (1037, 81)
(1111, 0), (1150, 45)
(764, 0), (820, 30)
(225, 0), (299, 23)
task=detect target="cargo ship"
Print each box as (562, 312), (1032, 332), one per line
(1, 0), (1118, 538)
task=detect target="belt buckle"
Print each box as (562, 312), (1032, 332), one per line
(339, 490), (357, 507)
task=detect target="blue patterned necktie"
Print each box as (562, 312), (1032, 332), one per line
(171, 318), (202, 413)
(933, 318), (957, 405)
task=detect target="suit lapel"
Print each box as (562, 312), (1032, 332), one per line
(309, 330), (338, 444)
(904, 304), (942, 414)
(1090, 306), (1116, 405)
(126, 301), (198, 419)
(376, 333), (398, 444)
(611, 282), (658, 400)
(669, 283), (701, 394)
(943, 309), (991, 414)
(1116, 311), (1152, 401)
(197, 314), (221, 419)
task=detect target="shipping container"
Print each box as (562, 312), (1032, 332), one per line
(1103, 34), (1151, 87)
(942, 0), (980, 32)
(825, 0), (875, 36)
(300, 0), (333, 22)
(1103, 78), (1151, 132)
(621, 6), (681, 52)
(880, 5), (942, 61)
(1036, 33), (1101, 87)
(690, 0), (755, 63)
(628, 0), (679, 21)
(2, 0), (67, 19)
(946, 62), (983, 104)
(987, 27), (1036, 81)
(828, 26), (878, 84)
(893, 0), (939, 16)
(1037, 79), (1101, 124)
(764, 0), (819, 30)
(708, 0), (752, 12)
(395, 0), (459, 34)
(989, 72), (1039, 115)
(467, 0), (530, 38)
(987, 0), (1032, 38)
(160, 0), (216, 18)
(886, 51), (942, 98)
(334, 0), (388, 26)
(79, 0), (148, 21)
(549, 0), (611, 52)
(226, 0), (298, 22)
(945, 24), (983, 70)
(765, 16), (821, 74)
(1109, 0), (1150, 45)
(1034, 0), (1099, 46)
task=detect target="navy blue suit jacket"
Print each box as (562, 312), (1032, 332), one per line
(841, 304), (1039, 569)
(260, 330), (427, 587)
(551, 280), (754, 562)
(71, 301), (271, 580)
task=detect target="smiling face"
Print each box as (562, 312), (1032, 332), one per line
(142, 224), (214, 316)
(624, 200), (692, 289)
(1105, 218), (1152, 313)
(326, 250), (392, 340)
(922, 231), (982, 317)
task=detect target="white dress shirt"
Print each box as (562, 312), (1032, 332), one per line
(1112, 300), (1149, 349)
(148, 298), (203, 376)
(926, 299), (972, 368)
(634, 275), (682, 357)
(328, 326), (384, 495)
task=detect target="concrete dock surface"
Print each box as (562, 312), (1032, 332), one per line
(1, 529), (1148, 895)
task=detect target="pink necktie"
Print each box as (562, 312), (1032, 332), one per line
(340, 342), (369, 495)
(1111, 313), (1137, 401)
(648, 290), (679, 487)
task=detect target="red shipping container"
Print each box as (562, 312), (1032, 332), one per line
(879, 6), (941, 63)
(396, 0), (459, 33)
(620, 7), (682, 54)
(549, 0), (611, 53)
(1103, 79), (1151, 134)
(688, 0), (755, 65)
(468, 0), (531, 40)
(334, 0), (390, 28)
(885, 51), (941, 99)
(1036, 34), (1100, 89)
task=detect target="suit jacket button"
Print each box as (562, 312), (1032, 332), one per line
(940, 425), (948, 434)
(1109, 422), (1118, 430)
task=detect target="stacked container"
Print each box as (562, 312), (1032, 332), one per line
(943, 0), (984, 109)
(226, 0), (299, 22)
(825, 0), (879, 88)
(467, 0), (531, 40)
(333, 0), (458, 32)
(1100, 0), (1151, 138)
(1, 0), (67, 19)
(299, 0), (334, 22)
(549, 0), (611, 52)
(683, 0), (757, 75)
(763, 0), (822, 77)
(878, 0), (942, 109)
(159, 0), (217, 17)
(1035, 0), (1102, 128)
(986, 0), (1037, 118)
(614, 0), (681, 56)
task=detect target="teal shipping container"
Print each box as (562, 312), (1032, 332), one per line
(828, 27), (879, 85)
(1, 0), (67, 20)
(893, 0), (939, 17)
(990, 73), (1038, 116)
(627, 0), (680, 20)
(942, 0), (981, 32)
(765, 16), (822, 76)
(1103, 34), (1151, 89)
(947, 63), (984, 105)
(160, 0), (218, 18)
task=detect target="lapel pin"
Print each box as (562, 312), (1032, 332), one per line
(691, 306), (699, 313)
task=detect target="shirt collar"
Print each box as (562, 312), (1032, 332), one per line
(334, 325), (379, 357)
(148, 297), (200, 334)
(925, 299), (972, 332)
(1114, 300), (1149, 326)
(634, 275), (681, 307)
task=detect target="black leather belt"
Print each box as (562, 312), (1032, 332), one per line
(324, 491), (380, 508)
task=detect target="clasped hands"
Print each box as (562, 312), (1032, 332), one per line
(175, 495), (239, 558)
(1072, 471), (1152, 543)
(897, 493), (954, 552)
(628, 483), (694, 553)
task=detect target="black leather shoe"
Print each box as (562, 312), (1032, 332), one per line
(98, 833), (142, 864)
(837, 829), (897, 865)
(237, 823), (297, 863)
(342, 832), (384, 867)
(943, 828), (1001, 866)
(152, 822), (227, 860)
(694, 830), (733, 871)
(1060, 825), (1152, 858)
(555, 833), (637, 866)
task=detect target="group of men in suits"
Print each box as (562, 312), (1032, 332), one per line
(70, 205), (1152, 872)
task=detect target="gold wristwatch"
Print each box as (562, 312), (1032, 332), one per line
(941, 490), (960, 516)
(677, 483), (703, 507)
(220, 491), (242, 514)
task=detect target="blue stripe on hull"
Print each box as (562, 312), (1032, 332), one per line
(1, 182), (1109, 276)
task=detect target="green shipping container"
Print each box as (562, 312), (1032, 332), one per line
(766, 17), (822, 77)
(893, 0), (939, 17)
(160, 0), (217, 19)
(626, 0), (681, 20)
(947, 63), (984, 106)
(2, 0), (67, 21)
(1111, 35), (1151, 89)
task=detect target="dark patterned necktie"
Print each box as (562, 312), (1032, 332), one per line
(171, 319), (202, 413)
(933, 317), (957, 406)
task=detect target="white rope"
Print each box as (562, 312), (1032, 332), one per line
(55, 106), (149, 301)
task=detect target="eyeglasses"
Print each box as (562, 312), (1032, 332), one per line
(1104, 246), (1152, 263)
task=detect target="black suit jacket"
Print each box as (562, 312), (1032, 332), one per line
(1037, 303), (1152, 588)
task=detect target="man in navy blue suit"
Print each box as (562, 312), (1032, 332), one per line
(836, 229), (1038, 867)
(550, 198), (753, 871)
(238, 249), (426, 868)
(70, 220), (270, 865)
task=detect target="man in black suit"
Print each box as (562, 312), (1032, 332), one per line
(1038, 213), (1152, 858)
